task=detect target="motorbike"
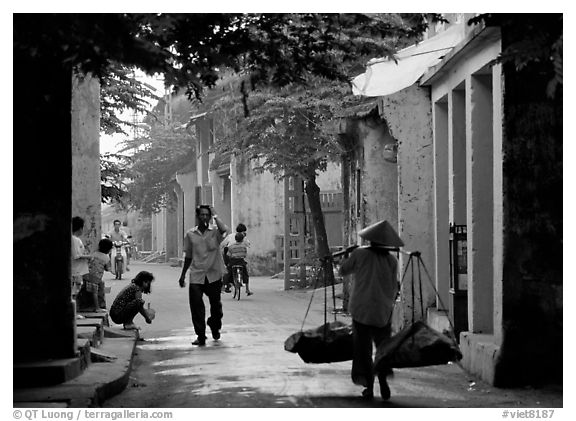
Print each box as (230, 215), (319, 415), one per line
(111, 241), (128, 280)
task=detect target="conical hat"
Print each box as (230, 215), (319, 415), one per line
(359, 220), (404, 247)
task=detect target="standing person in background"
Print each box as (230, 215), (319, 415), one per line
(338, 220), (403, 401)
(87, 238), (114, 311)
(220, 223), (250, 293)
(77, 238), (114, 313)
(71, 216), (90, 306)
(178, 205), (229, 346)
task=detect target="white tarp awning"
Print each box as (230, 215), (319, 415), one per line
(352, 24), (464, 97)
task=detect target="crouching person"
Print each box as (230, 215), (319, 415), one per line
(110, 271), (156, 330)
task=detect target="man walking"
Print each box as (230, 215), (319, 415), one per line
(178, 205), (228, 346)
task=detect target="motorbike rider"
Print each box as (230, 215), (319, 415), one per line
(107, 219), (130, 274)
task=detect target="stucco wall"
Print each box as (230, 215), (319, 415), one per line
(166, 190), (178, 259)
(151, 209), (166, 253)
(176, 170), (198, 234)
(379, 84), (436, 325)
(231, 155), (284, 275)
(228, 156), (342, 275)
(71, 73), (101, 253)
(359, 118), (398, 239)
(210, 171), (232, 229)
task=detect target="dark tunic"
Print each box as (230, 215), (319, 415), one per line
(110, 283), (145, 324)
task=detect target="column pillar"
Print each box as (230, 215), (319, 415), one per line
(466, 74), (494, 333)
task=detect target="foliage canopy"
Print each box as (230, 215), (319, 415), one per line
(14, 13), (434, 103)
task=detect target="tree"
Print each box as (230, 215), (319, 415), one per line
(110, 89), (198, 215)
(209, 80), (393, 284)
(100, 63), (160, 137)
(99, 63), (161, 204)
(17, 13), (427, 206)
(11, 12), (432, 360)
(205, 14), (428, 284)
(468, 14), (562, 98)
(213, 82), (342, 282)
(121, 121), (194, 215)
(100, 152), (131, 206)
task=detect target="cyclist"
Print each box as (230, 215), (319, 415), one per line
(221, 223), (250, 292)
(226, 232), (253, 296)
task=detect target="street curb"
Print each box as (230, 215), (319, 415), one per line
(92, 338), (138, 407)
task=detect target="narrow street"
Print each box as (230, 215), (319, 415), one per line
(13, 13), (564, 415)
(101, 262), (562, 409)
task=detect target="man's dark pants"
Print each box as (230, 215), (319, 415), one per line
(222, 252), (231, 289)
(188, 277), (223, 340)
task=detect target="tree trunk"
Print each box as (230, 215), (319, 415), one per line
(304, 174), (336, 287)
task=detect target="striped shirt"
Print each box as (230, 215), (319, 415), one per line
(227, 242), (247, 259)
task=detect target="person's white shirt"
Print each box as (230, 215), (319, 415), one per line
(220, 232), (251, 252)
(108, 229), (128, 243)
(71, 234), (89, 276)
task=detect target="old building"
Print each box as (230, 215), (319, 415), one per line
(347, 14), (562, 386)
(187, 113), (343, 278)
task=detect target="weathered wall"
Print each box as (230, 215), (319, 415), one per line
(71, 73), (101, 253)
(232, 155), (284, 275)
(379, 84), (436, 327)
(342, 116), (398, 244)
(165, 189), (178, 259)
(359, 117), (398, 240)
(151, 209), (166, 253)
(229, 155), (342, 275)
(173, 183), (184, 257)
(210, 171), (232, 229)
(176, 169), (198, 233)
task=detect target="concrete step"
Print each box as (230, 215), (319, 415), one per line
(77, 318), (105, 346)
(79, 311), (110, 327)
(77, 338), (91, 371)
(13, 337), (138, 408)
(91, 347), (119, 363)
(14, 329), (100, 389)
(77, 326), (100, 348)
(14, 357), (83, 388)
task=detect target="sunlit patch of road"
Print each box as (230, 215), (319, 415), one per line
(135, 323), (353, 399)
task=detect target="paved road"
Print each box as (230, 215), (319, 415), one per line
(102, 263), (562, 409)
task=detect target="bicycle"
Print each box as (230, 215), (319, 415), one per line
(231, 264), (245, 300)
